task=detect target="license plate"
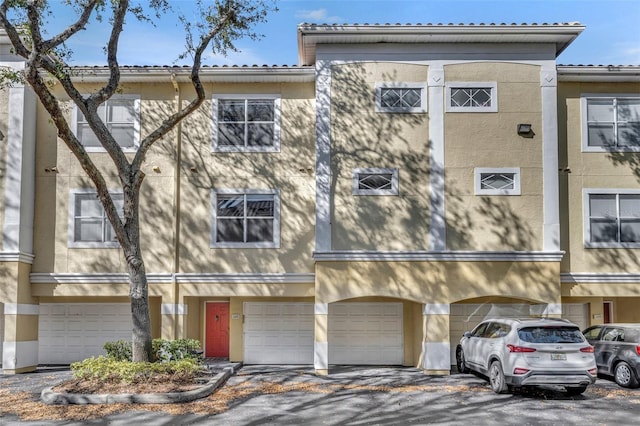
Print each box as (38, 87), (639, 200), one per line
(551, 353), (567, 361)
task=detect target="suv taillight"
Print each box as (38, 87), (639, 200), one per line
(636, 346), (640, 356)
(580, 346), (594, 353)
(507, 344), (536, 353)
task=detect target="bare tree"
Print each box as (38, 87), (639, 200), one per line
(0, 0), (276, 362)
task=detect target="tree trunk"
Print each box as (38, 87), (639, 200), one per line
(127, 253), (153, 362)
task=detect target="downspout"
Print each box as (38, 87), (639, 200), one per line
(170, 73), (182, 339)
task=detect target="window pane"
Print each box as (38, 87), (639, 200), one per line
(620, 195), (640, 217)
(617, 124), (640, 147)
(617, 99), (640, 122)
(216, 218), (244, 242)
(587, 99), (614, 122)
(471, 89), (492, 107)
(402, 89), (421, 107)
(216, 195), (244, 217)
(107, 100), (135, 123)
(76, 195), (102, 217)
(108, 124), (135, 148)
(219, 100), (245, 122)
(75, 218), (103, 242)
(218, 123), (245, 146)
(591, 218), (618, 242)
(246, 195), (274, 217)
(450, 89), (469, 107)
(358, 173), (392, 191)
(247, 100), (274, 121)
(481, 173), (515, 190)
(247, 123), (274, 147)
(380, 89), (401, 108)
(246, 218), (273, 242)
(621, 219), (640, 242)
(588, 124), (615, 147)
(78, 123), (101, 147)
(590, 194), (616, 217)
(105, 223), (118, 242)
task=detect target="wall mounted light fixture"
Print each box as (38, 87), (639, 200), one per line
(517, 123), (533, 137)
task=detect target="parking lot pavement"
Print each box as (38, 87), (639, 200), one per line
(2, 365), (640, 425)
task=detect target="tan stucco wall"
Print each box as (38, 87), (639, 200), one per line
(315, 260), (561, 305)
(178, 82), (316, 274)
(33, 83), (178, 274)
(445, 62), (543, 251)
(558, 81), (640, 273)
(330, 62), (431, 251)
(609, 297), (640, 322)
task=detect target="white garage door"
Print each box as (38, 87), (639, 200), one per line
(39, 303), (132, 364)
(243, 302), (314, 364)
(329, 302), (403, 365)
(449, 303), (591, 363)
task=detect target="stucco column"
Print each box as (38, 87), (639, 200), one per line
(1, 263), (38, 374)
(422, 303), (451, 375)
(314, 302), (328, 375)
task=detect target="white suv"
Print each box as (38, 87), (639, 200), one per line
(456, 318), (597, 395)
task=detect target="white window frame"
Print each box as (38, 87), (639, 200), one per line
(353, 168), (399, 196)
(583, 188), (640, 248)
(210, 189), (281, 248)
(446, 82), (498, 113)
(212, 94), (281, 152)
(71, 95), (141, 152)
(474, 168), (521, 196)
(581, 93), (640, 152)
(68, 189), (123, 248)
(375, 82), (427, 113)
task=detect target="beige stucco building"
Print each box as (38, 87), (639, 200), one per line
(1, 23), (640, 375)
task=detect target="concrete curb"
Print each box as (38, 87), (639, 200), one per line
(41, 363), (242, 405)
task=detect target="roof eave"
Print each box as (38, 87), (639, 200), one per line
(557, 65), (640, 82)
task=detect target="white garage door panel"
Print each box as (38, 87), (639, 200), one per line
(243, 302), (314, 364)
(39, 303), (132, 364)
(329, 302), (403, 365)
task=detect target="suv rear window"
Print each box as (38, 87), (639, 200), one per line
(517, 326), (584, 344)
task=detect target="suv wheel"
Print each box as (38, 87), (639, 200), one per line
(489, 361), (508, 394)
(614, 361), (639, 388)
(456, 347), (469, 374)
(565, 385), (587, 395)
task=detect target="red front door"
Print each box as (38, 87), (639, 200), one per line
(205, 302), (229, 357)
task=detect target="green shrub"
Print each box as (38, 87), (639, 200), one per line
(103, 340), (132, 361)
(103, 338), (202, 363)
(71, 356), (205, 384)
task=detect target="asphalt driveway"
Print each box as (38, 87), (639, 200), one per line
(1, 365), (639, 425)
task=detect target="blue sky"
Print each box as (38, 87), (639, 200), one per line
(51, 0), (640, 66)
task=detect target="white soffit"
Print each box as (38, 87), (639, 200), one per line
(557, 65), (640, 82)
(297, 23), (586, 65)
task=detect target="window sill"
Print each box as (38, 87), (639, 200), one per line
(584, 242), (640, 249)
(68, 242), (121, 249)
(211, 242), (280, 249)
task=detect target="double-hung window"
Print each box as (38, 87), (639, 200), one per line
(212, 95), (281, 152)
(584, 189), (640, 247)
(69, 190), (123, 248)
(211, 189), (280, 248)
(74, 95), (140, 151)
(446, 82), (498, 112)
(375, 83), (426, 113)
(581, 95), (640, 151)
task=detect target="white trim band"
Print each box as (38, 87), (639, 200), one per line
(314, 251), (565, 262)
(30, 272), (315, 285)
(0, 252), (35, 263)
(561, 273), (640, 283)
(2, 340), (38, 370)
(423, 304), (450, 315)
(161, 304), (188, 315)
(4, 303), (39, 315)
(315, 303), (329, 315)
(422, 342), (451, 370)
(314, 341), (328, 370)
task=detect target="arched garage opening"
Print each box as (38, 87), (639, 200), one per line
(328, 297), (421, 366)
